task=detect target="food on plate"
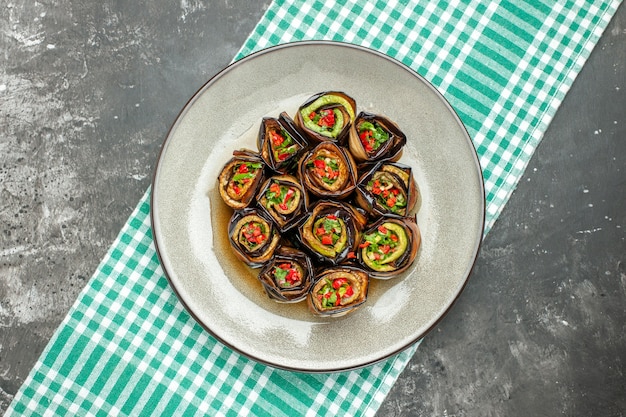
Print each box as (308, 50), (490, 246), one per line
(217, 150), (266, 209)
(358, 215), (421, 279)
(355, 161), (418, 217)
(297, 200), (367, 266)
(215, 92), (421, 316)
(228, 208), (280, 268)
(257, 174), (309, 232)
(258, 247), (314, 303)
(257, 112), (309, 174)
(348, 111), (407, 163)
(295, 91), (356, 144)
(307, 267), (369, 317)
(298, 141), (358, 200)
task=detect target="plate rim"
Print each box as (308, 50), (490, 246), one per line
(150, 40), (486, 373)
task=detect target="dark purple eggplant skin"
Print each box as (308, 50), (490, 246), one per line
(355, 161), (418, 217)
(296, 200), (367, 266)
(348, 111), (407, 163)
(356, 214), (421, 279)
(298, 141), (358, 200)
(257, 112), (310, 174)
(294, 91), (357, 146)
(228, 207), (281, 268)
(258, 247), (314, 303)
(217, 149), (267, 210)
(307, 266), (369, 317)
(256, 174), (309, 233)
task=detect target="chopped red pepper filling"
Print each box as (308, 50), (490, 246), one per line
(317, 277), (354, 308)
(367, 178), (407, 214)
(269, 128), (298, 162)
(309, 156), (340, 185)
(230, 162), (262, 196)
(361, 222), (406, 269)
(241, 222), (266, 248)
(270, 130), (284, 147)
(315, 215), (342, 247)
(358, 121), (389, 154)
(308, 108), (336, 130)
(265, 181), (298, 213)
(273, 262), (302, 288)
(269, 183), (281, 194)
(359, 130), (375, 152)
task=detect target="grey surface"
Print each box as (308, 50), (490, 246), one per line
(0, 1), (624, 416)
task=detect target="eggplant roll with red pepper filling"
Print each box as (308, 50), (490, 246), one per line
(228, 208), (281, 268)
(257, 112), (309, 174)
(218, 150), (266, 210)
(298, 200), (367, 266)
(257, 174), (308, 232)
(298, 141), (358, 200)
(295, 91), (356, 144)
(258, 247), (314, 303)
(308, 266), (369, 317)
(355, 161), (418, 217)
(348, 111), (407, 163)
(357, 215), (421, 279)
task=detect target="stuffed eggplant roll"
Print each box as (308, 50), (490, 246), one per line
(307, 266), (369, 317)
(257, 174), (308, 232)
(228, 208), (280, 268)
(217, 150), (266, 210)
(295, 91), (356, 144)
(298, 200), (367, 265)
(358, 215), (421, 279)
(258, 247), (314, 303)
(298, 141), (358, 200)
(257, 112), (309, 174)
(348, 112), (406, 163)
(355, 162), (418, 217)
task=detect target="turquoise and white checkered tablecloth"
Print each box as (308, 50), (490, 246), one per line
(7, 0), (621, 416)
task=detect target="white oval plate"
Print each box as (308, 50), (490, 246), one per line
(151, 41), (485, 372)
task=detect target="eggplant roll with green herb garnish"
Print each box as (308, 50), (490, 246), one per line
(358, 215), (421, 279)
(348, 112), (407, 163)
(295, 91), (356, 144)
(307, 266), (369, 317)
(228, 208), (280, 268)
(257, 174), (308, 232)
(298, 200), (367, 266)
(355, 162), (418, 217)
(217, 150), (266, 210)
(257, 112), (309, 174)
(258, 247), (314, 303)
(298, 141), (358, 200)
